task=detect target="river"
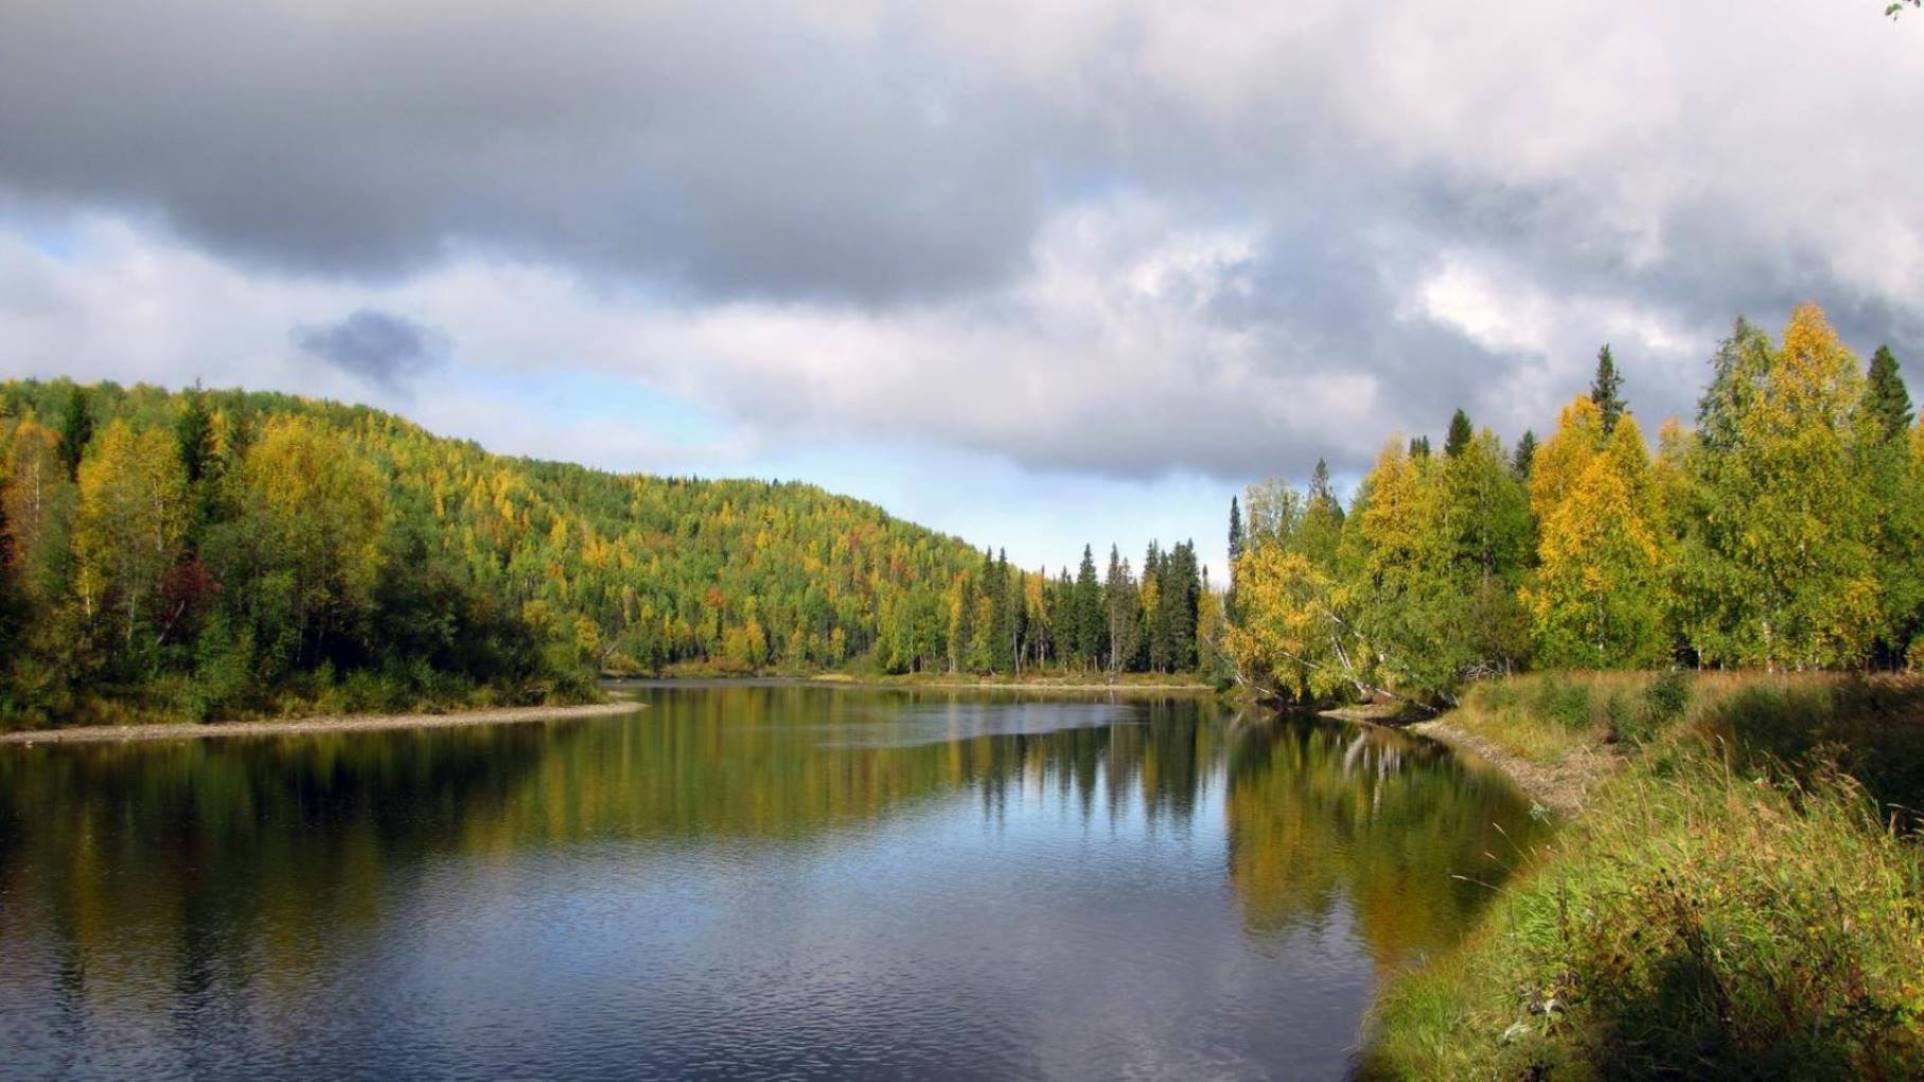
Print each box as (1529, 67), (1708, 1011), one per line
(0, 684), (1544, 1080)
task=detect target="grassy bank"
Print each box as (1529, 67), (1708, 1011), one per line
(1363, 671), (1924, 1079)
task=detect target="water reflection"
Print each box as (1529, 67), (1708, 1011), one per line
(0, 686), (1544, 1080)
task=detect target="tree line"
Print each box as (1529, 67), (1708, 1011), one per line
(0, 380), (1215, 727)
(877, 538), (1217, 678)
(1226, 304), (1923, 705)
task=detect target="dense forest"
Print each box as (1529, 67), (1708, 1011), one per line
(0, 380), (1212, 727)
(1226, 303), (1924, 706)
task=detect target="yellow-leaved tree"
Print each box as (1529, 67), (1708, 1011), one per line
(1683, 305), (1881, 668)
(1523, 404), (1668, 667)
(232, 416), (388, 667)
(2, 419), (73, 603)
(73, 420), (187, 643)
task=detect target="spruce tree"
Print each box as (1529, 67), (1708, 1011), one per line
(1444, 409), (1474, 458)
(1866, 345), (1915, 441)
(1511, 430), (1538, 480)
(1073, 545), (1103, 669)
(58, 386), (93, 481)
(1227, 496), (1244, 568)
(1590, 344), (1627, 434)
(176, 385), (213, 484)
(1104, 545), (1140, 672)
(1864, 346), (1921, 664)
(1226, 496), (1244, 619)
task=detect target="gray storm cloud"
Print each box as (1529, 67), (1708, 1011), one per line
(293, 309), (446, 390)
(1, 0), (1920, 481)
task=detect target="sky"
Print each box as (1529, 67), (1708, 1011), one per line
(2, 1), (1921, 581)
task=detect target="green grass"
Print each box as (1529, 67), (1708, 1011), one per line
(1363, 671), (1924, 1079)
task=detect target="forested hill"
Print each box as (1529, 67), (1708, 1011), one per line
(0, 380), (1215, 728)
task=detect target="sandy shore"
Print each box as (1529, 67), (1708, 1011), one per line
(0, 701), (643, 746)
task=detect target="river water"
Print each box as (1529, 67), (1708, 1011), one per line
(0, 685), (1544, 1080)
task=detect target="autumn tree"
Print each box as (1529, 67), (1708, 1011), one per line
(1680, 306), (1880, 668)
(223, 416), (389, 669)
(1524, 411), (1667, 667)
(1, 419), (74, 603)
(73, 421), (189, 646)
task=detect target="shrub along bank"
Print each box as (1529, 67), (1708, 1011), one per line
(1361, 671), (1924, 1080)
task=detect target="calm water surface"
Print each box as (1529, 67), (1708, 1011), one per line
(0, 686), (1545, 1080)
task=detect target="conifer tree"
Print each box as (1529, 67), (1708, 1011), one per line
(58, 386), (93, 481)
(176, 386), (213, 484)
(1444, 409), (1474, 458)
(1864, 346), (1922, 663)
(1302, 458), (1345, 565)
(1591, 344), (1627, 434)
(1073, 544), (1103, 669)
(1104, 545), (1139, 672)
(1227, 496), (1245, 617)
(1511, 430), (1538, 480)
(1866, 345), (1915, 440)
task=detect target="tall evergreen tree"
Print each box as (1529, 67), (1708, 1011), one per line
(1864, 346), (1922, 664)
(1073, 545), (1104, 669)
(1866, 345), (1915, 440)
(1228, 496), (1245, 565)
(1511, 430), (1538, 480)
(58, 386), (93, 481)
(1301, 458), (1345, 564)
(1444, 409), (1474, 458)
(1407, 435), (1431, 459)
(1227, 495), (1245, 620)
(1104, 545), (1140, 672)
(1591, 344), (1627, 434)
(176, 386), (213, 484)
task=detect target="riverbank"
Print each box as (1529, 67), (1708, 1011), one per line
(0, 701), (643, 745)
(1361, 670), (1924, 1079)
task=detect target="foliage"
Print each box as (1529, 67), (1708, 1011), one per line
(0, 380), (1212, 727)
(1227, 305), (1924, 704)
(1363, 671), (1924, 1080)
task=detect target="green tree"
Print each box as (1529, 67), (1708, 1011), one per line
(1511, 430), (1538, 480)
(1104, 545), (1140, 672)
(57, 385), (93, 481)
(1865, 346), (1922, 663)
(1444, 409), (1474, 458)
(1680, 305), (1880, 668)
(1591, 344), (1627, 434)
(1227, 496), (1245, 618)
(225, 416), (390, 668)
(1865, 345), (1914, 440)
(73, 421), (189, 648)
(1073, 544), (1103, 669)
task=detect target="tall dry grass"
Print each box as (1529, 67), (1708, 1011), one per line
(1364, 669), (1924, 1079)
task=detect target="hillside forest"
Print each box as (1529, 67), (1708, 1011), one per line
(0, 383), (1214, 728)
(1226, 303), (1924, 706)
